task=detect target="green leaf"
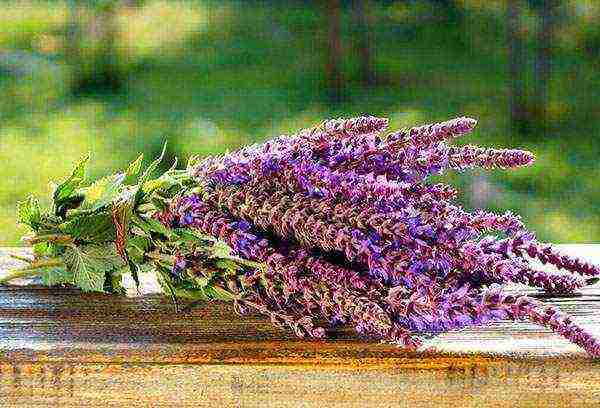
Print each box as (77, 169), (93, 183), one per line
(140, 142), (167, 184)
(59, 212), (116, 243)
(125, 255), (140, 289)
(171, 286), (209, 301)
(33, 242), (62, 258)
(173, 228), (214, 245)
(126, 235), (151, 263)
(186, 155), (203, 170)
(63, 244), (123, 292)
(16, 195), (42, 229)
(141, 157), (183, 195)
(33, 241), (50, 257)
(155, 266), (181, 309)
(187, 273), (211, 289)
(103, 270), (126, 295)
(215, 259), (242, 273)
(40, 265), (74, 287)
(212, 240), (232, 258)
(142, 177), (174, 195)
(125, 154), (144, 180)
(148, 196), (170, 212)
(133, 215), (172, 237)
(204, 285), (237, 301)
(80, 172), (126, 212)
(135, 142), (167, 204)
(53, 154), (89, 215)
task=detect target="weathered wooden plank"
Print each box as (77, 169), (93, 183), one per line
(1, 357), (599, 407)
(0, 245), (598, 406)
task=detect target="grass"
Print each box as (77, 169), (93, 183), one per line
(0, 0), (598, 244)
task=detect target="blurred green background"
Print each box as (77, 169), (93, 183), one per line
(0, 0), (598, 244)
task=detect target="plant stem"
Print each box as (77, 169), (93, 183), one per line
(0, 260), (63, 284)
(0, 269), (41, 284)
(22, 233), (73, 246)
(8, 253), (34, 263)
(226, 255), (264, 270)
(146, 251), (173, 265)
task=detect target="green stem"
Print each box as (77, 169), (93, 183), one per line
(146, 251), (173, 265)
(0, 260), (63, 284)
(227, 255), (264, 270)
(0, 269), (41, 284)
(8, 253), (34, 263)
(22, 233), (73, 246)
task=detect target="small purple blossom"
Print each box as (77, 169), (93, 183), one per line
(172, 252), (187, 276)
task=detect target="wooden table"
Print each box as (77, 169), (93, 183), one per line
(0, 245), (599, 407)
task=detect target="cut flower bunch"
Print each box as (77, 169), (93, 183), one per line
(3, 115), (600, 356)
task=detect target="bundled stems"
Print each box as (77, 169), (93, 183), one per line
(4, 114), (599, 357)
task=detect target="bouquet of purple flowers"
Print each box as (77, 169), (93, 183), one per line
(3, 115), (599, 356)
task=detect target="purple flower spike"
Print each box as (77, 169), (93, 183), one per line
(519, 269), (587, 293)
(481, 289), (600, 357)
(469, 209), (525, 235)
(388, 116), (478, 148)
(490, 232), (600, 277)
(447, 145), (535, 170)
(322, 115), (389, 137)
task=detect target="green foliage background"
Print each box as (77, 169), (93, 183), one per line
(0, 0), (598, 244)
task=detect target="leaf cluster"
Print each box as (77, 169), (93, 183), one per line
(10, 144), (259, 311)
(13, 145), (182, 294)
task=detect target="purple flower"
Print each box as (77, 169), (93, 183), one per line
(181, 213), (194, 226)
(172, 253), (187, 276)
(409, 260), (427, 275)
(447, 144), (535, 170)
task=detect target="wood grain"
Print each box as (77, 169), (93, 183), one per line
(0, 245), (599, 407)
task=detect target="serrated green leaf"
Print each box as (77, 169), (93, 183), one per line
(55, 194), (86, 218)
(33, 242), (62, 258)
(53, 154), (89, 215)
(168, 156), (178, 172)
(148, 196), (170, 212)
(63, 244), (123, 292)
(188, 274), (211, 288)
(16, 195), (42, 229)
(186, 155), (203, 170)
(125, 154), (144, 180)
(142, 158), (182, 195)
(215, 259), (242, 273)
(40, 265), (74, 287)
(33, 241), (50, 257)
(80, 172), (126, 212)
(103, 270), (126, 295)
(173, 229), (214, 245)
(126, 235), (151, 262)
(135, 142), (167, 204)
(125, 255), (140, 289)
(212, 240), (232, 258)
(140, 142), (167, 185)
(59, 212), (116, 243)
(133, 215), (171, 237)
(142, 178), (173, 195)
(172, 286), (210, 301)
(204, 285), (236, 301)
(155, 266), (181, 308)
